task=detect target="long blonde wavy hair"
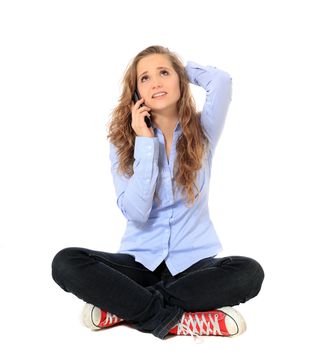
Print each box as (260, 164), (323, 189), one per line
(106, 45), (210, 207)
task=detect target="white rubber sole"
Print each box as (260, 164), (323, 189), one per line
(81, 303), (101, 330)
(217, 306), (247, 336)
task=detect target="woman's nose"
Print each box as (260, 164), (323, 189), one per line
(151, 76), (163, 88)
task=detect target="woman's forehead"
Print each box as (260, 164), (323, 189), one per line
(137, 54), (172, 73)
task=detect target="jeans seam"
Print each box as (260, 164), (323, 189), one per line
(153, 306), (184, 339)
(166, 266), (214, 288)
(89, 253), (151, 273)
(165, 257), (233, 287)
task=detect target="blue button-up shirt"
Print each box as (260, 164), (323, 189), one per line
(109, 61), (232, 276)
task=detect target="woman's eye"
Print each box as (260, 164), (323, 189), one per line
(141, 75), (148, 82)
(140, 70), (168, 83)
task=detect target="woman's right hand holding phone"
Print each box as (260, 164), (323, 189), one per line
(131, 98), (154, 138)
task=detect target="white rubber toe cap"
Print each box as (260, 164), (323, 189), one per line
(81, 303), (101, 330)
(218, 306), (247, 336)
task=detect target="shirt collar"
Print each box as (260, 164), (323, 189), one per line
(174, 120), (181, 132)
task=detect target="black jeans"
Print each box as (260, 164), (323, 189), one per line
(51, 247), (264, 340)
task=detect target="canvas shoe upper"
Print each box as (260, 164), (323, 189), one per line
(168, 306), (247, 343)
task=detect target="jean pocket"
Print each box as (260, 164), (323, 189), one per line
(176, 257), (216, 278)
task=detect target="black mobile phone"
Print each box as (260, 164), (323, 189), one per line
(132, 90), (152, 128)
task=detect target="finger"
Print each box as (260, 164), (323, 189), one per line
(138, 105), (151, 112)
(134, 97), (144, 108)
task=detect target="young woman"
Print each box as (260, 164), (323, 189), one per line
(51, 45), (265, 342)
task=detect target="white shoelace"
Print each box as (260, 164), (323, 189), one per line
(177, 324), (204, 344)
(99, 308), (223, 344)
(100, 312), (123, 327)
(176, 312), (223, 344)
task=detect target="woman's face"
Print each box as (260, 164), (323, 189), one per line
(136, 54), (181, 113)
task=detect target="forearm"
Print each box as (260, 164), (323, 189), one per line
(110, 137), (159, 226)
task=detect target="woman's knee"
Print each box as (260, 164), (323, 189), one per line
(51, 247), (84, 284)
(227, 256), (265, 291)
(240, 256), (265, 295)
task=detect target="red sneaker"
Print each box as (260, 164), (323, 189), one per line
(168, 307), (246, 342)
(81, 303), (125, 330)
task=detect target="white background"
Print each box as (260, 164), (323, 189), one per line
(1, 0), (322, 348)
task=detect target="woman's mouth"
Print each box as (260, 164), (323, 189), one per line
(152, 92), (167, 98)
